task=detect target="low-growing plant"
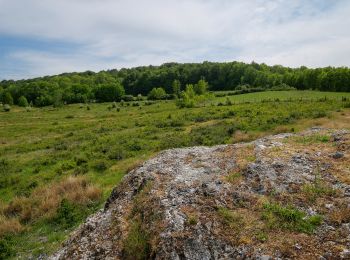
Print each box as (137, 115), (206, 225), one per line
(226, 172), (242, 184)
(255, 230), (268, 242)
(123, 218), (150, 260)
(0, 235), (15, 259)
(302, 178), (336, 203)
(0, 159), (10, 175)
(3, 104), (10, 112)
(187, 214), (198, 225)
(262, 202), (322, 234)
(92, 160), (108, 172)
(108, 148), (126, 161)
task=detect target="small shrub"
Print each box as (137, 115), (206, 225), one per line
(255, 231), (268, 242)
(3, 104), (10, 112)
(74, 164), (89, 175)
(53, 199), (79, 228)
(122, 95), (134, 102)
(75, 155), (88, 166)
(108, 148), (126, 160)
(65, 115), (74, 119)
(129, 142), (142, 151)
(225, 97), (232, 106)
(187, 215), (198, 225)
(18, 96), (29, 107)
(0, 235), (15, 259)
(92, 160), (108, 172)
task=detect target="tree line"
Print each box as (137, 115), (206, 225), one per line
(0, 61), (349, 107)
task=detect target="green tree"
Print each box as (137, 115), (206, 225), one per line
(95, 83), (125, 102)
(194, 79), (208, 95)
(2, 91), (14, 105)
(18, 96), (29, 107)
(184, 84), (195, 98)
(148, 87), (166, 100)
(172, 80), (181, 97)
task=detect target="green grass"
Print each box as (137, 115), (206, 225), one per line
(293, 134), (330, 144)
(262, 202), (323, 234)
(0, 90), (349, 258)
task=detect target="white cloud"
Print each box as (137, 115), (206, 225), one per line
(0, 0), (349, 79)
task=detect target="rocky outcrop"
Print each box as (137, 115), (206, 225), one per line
(51, 128), (350, 259)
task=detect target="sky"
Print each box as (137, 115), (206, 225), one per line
(0, 0), (350, 80)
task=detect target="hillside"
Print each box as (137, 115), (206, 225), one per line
(51, 128), (350, 259)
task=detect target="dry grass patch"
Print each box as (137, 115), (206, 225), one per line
(0, 215), (24, 237)
(0, 176), (102, 237)
(328, 204), (350, 225)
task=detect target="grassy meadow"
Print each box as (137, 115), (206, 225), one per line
(1, 90), (350, 258)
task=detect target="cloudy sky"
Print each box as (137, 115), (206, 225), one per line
(0, 0), (350, 80)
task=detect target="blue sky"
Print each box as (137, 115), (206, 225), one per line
(0, 0), (349, 80)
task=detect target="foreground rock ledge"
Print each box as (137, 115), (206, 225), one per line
(51, 128), (350, 260)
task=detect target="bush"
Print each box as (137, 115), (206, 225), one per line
(0, 236), (15, 259)
(190, 122), (237, 146)
(121, 95), (134, 102)
(92, 160), (108, 172)
(3, 104), (10, 112)
(95, 82), (125, 102)
(194, 79), (209, 95)
(269, 83), (296, 91)
(18, 96), (29, 107)
(108, 148), (126, 160)
(53, 199), (79, 228)
(147, 87), (166, 100)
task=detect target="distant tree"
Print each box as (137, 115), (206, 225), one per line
(18, 96), (29, 107)
(194, 79), (208, 95)
(53, 90), (64, 107)
(172, 80), (181, 97)
(95, 83), (125, 102)
(1, 91), (14, 105)
(184, 84), (196, 98)
(148, 87), (166, 100)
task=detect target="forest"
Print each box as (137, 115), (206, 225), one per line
(0, 61), (350, 107)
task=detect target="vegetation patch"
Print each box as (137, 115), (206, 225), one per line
(123, 217), (151, 260)
(262, 203), (322, 234)
(123, 181), (155, 260)
(301, 179), (336, 203)
(226, 172), (242, 185)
